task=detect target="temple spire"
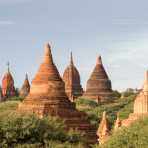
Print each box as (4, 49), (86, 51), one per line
(70, 52), (74, 65)
(44, 43), (53, 64)
(25, 73), (28, 80)
(19, 73), (30, 98)
(97, 55), (102, 65)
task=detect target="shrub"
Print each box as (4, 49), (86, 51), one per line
(0, 102), (83, 147)
(112, 90), (121, 99)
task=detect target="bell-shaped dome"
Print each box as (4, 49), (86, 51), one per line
(63, 52), (83, 101)
(83, 55), (113, 102)
(2, 63), (16, 98)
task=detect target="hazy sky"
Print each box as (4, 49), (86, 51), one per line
(0, 0), (148, 91)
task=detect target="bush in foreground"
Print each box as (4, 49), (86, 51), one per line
(0, 103), (83, 148)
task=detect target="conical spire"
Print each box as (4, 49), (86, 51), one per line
(24, 73), (30, 86)
(143, 70), (148, 91)
(63, 51), (83, 101)
(96, 55), (102, 65)
(20, 74), (30, 98)
(70, 52), (74, 65)
(2, 62), (16, 98)
(43, 43), (53, 64)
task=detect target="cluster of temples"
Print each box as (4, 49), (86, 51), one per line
(2, 42), (148, 145)
(0, 43), (113, 104)
(0, 63), (30, 101)
(0, 43), (114, 144)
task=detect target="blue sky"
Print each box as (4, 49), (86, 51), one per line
(0, 0), (148, 91)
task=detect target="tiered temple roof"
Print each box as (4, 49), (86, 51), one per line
(63, 52), (83, 101)
(20, 74), (30, 98)
(18, 43), (97, 144)
(83, 56), (113, 102)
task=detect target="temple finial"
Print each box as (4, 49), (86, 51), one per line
(44, 42), (53, 64)
(25, 73), (28, 80)
(7, 62), (10, 73)
(97, 55), (102, 65)
(70, 52), (74, 65)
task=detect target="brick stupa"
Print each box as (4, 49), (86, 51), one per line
(122, 71), (148, 127)
(18, 43), (97, 144)
(2, 63), (16, 99)
(83, 56), (113, 102)
(63, 52), (83, 101)
(20, 74), (30, 98)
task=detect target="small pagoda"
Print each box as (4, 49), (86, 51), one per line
(97, 111), (110, 144)
(19, 74), (30, 98)
(63, 52), (83, 101)
(83, 56), (113, 102)
(18, 43), (97, 144)
(2, 63), (16, 99)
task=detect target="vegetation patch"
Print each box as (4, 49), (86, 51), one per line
(0, 101), (83, 148)
(75, 94), (136, 128)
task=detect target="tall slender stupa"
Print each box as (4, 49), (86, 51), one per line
(122, 71), (148, 126)
(83, 56), (113, 102)
(97, 112), (110, 144)
(2, 63), (16, 98)
(19, 74), (30, 98)
(63, 52), (83, 101)
(18, 43), (97, 144)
